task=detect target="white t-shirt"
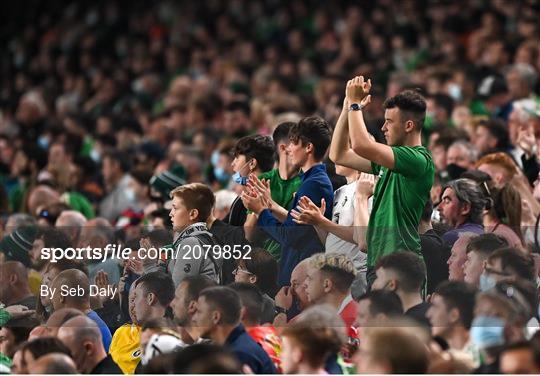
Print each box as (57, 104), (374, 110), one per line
(325, 181), (367, 273)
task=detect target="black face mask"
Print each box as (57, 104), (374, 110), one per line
(445, 163), (468, 180)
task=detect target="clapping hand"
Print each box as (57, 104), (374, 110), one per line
(290, 196), (326, 225)
(346, 76), (372, 107)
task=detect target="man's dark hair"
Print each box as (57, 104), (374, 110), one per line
(487, 248), (535, 281)
(18, 337), (71, 359)
(443, 178), (487, 224)
(358, 290), (403, 317)
(232, 135), (275, 172)
(134, 271), (175, 307)
(199, 286), (241, 326)
(228, 282), (264, 325)
(182, 275), (218, 303)
(477, 119), (511, 150)
(383, 90), (427, 131)
(241, 248), (279, 296)
(289, 116), (331, 161)
(376, 251), (427, 293)
(273, 122), (296, 146)
(466, 233), (508, 256)
(102, 149), (132, 173)
(39, 227), (73, 249)
(434, 281), (476, 329)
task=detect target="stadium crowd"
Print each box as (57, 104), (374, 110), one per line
(1, 0), (540, 374)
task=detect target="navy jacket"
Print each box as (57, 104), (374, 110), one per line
(225, 324), (278, 374)
(258, 164), (334, 286)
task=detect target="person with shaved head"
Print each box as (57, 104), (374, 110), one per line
(27, 353), (78, 374)
(50, 269), (112, 352)
(0, 261), (36, 309)
(55, 210), (88, 246)
(57, 315), (122, 374)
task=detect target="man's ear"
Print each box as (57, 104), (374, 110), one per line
(405, 120), (416, 133)
(305, 142), (314, 155)
(212, 311), (221, 325)
(248, 275), (257, 284)
(187, 300), (197, 315)
(388, 279), (398, 292)
(448, 307), (460, 325)
(459, 202), (472, 217)
(292, 346), (303, 364)
(147, 292), (156, 306)
(9, 273), (18, 285)
(323, 278), (333, 293)
(189, 208), (200, 222)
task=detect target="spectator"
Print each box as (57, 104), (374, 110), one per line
(463, 233), (508, 287)
(167, 183), (222, 286)
(499, 341), (540, 374)
(273, 258), (311, 325)
(447, 232), (477, 281)
(58, 315), (122, 374)
(10, 337), (72, 375)
(191, 286), (277, 373)
(227, 135), (275, 227)
(506, 63), (538, 101)
(474, 119), (512, 157)
(303, 253), (358, 329)
(170, 275), (217, 344)
(242, 116), (334, 286)
(233, 248), (278, 324)
(55, 210), (87, 246)
(98, 150), (137, 222)
(475, 152), (519, 188)
(480, 247), (536, 290)
(229, 283), (282, 372)
(472, 279), (537, 373)
(330, 86), (434, 286)
(26, 353), (78, 374)
(110, 272), (175, 374)
(446, 140), (478, 172)
(280, 305), (345, 374)
(483, 183), (523, 247)
(213, 190), (237, 221)
(438, 178), (486, 246)
(372, 251), (430, 327)
(418, 199), (450, 294)
(0, 261), (36, 309)
(353, 324), (428, 374)
(355, 290), (403, 337)
(245, 122), (302, 261)
(427, 281), (479, 365)
(49, 269), (112, 352)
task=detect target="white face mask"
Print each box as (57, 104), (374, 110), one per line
(125, 188), (136, 202)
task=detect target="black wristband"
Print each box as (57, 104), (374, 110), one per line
(275, 306), (287, 315)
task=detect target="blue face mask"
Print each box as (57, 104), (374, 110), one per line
(479, 273), (497, 292)
(214, 167), (230, 183)
(232, 159), (252, 186)
(232, 171), (248, 185)
(470, 316), (506, 349)
(211, 151), (220, 167)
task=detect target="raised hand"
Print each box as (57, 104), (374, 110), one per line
(346, 76), (372, 105)
(356, 173), (375, 198)
(247, 174), (274, 209)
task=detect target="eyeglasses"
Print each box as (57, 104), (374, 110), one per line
(232, 267), (253, 276)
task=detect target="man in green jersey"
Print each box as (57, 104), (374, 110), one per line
(330, 76), (434, 286)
